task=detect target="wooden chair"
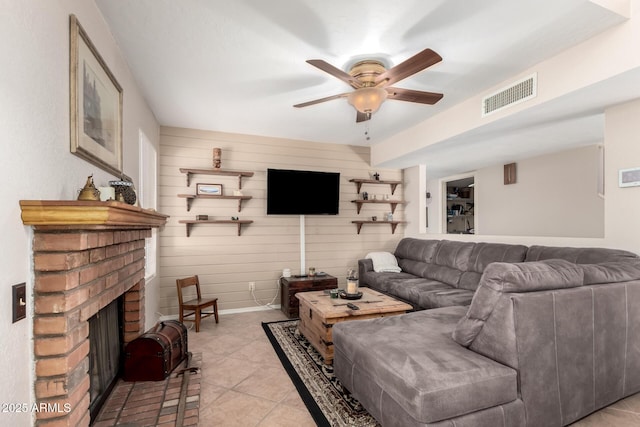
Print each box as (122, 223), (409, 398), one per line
(176, 275), (219, 332)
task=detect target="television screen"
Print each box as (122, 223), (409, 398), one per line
(267, 168), (340, 215)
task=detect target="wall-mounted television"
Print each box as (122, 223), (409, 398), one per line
(267, 168), (340, 215)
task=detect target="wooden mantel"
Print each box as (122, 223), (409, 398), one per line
(20, 200), (169, 229)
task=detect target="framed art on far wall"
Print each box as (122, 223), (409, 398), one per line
(196, 183), (223, 196)
(69, 14), (123, 176)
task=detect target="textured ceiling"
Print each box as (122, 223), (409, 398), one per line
(96, 0), (631, 176)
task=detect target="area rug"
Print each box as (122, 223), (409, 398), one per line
(262, 319), (380, 427)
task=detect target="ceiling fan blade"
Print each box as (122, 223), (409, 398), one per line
(294, 93), (349, 108)
(375, 48), (442, 87)
(356, 111), (371, 123)
(307, 60), (362, 89)
(386, 87), (443, 104)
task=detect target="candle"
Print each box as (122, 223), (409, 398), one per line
(347, 279), (358, 295)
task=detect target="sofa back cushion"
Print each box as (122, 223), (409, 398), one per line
(395, 238), (441, 277)
(452, 259), (584, 348)
(394, 238), (440, 263)
(423, 241), (475, 287)
(525, 245), (638, 264)
(458, 242), (529, 291)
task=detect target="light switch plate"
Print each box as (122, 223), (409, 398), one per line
(12, 283), (26, 323)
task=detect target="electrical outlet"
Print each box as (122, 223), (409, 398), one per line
(249, 282), (255, 291)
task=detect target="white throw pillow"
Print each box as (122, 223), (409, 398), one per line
(366, 252), (402, 273)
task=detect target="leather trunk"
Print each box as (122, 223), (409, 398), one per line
(123, 320), (188, 381)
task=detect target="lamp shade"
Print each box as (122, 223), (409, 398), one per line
(347, 87), (388, 113)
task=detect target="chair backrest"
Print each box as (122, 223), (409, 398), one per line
(176, 275), (202, 305)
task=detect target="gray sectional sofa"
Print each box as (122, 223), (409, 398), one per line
(336, 238), (640, 426)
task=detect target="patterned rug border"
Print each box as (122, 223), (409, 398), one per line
(262, 319), (379, 427)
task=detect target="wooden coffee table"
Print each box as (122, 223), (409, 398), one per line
(296, 288), (412, 364)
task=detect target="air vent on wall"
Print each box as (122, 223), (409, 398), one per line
(482, 73), (537, 116)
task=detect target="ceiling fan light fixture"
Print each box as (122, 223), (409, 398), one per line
(347, 87), (388, 114)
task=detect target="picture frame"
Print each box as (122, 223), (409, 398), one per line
(196, 183), (223, 196)
(69, 14), (123, 176)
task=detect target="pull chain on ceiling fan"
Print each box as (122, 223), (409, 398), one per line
(294, 48), (444, 122)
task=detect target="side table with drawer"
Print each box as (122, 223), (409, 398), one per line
(280, 275), (338, 318)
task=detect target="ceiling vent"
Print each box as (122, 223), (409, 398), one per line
(482, 73), (537, 117)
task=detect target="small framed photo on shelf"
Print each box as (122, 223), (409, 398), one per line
(196, 183), (223, 196)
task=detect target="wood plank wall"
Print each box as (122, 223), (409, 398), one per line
(158, 127), (404, 314)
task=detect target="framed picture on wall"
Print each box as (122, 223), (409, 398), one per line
(196, 183), (223, 196)
(69, 14), (123, 176)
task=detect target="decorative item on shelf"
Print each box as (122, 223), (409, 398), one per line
(233, 189), (243, 196)
(373, 172), (380, 181)
(387, 212), (393, 221)
(109, 179), (137, 205)
(231, 216), (239, 220)
(98, 186), (115, 201)
(77, 174), (100, 201)
(372, 216), (377, 221)
(362, 191), (368, 200)
(196, 215), (208, 220)
(213, 148), (221, 169)
(196, 183), (223, 196)
(384, 194), (390, 200)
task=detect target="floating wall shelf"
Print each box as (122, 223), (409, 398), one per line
(177, 194), (252, 212)
(351, 220), (406, 234)
(178, 219), (253, 237)
(351, 199), (404, 214)
(349, 178), (402, 195)
(179, 168), (254, 188)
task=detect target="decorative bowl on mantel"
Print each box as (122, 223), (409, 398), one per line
(109, 180), (137, 205)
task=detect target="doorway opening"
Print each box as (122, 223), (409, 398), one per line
(444, 176), (475, 234)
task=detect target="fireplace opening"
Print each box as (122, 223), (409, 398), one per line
(88, 296), (124, 421)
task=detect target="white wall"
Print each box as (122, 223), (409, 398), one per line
(476, 145), (604, 237)
(602, 98), (640, 252)
(0, 1), (158, 424)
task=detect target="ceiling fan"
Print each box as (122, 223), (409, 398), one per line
(294, 48), (443, 122)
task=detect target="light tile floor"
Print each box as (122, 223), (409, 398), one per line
(190, 309), (640, 427)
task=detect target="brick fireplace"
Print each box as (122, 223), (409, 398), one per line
(20, 201), (168, 427)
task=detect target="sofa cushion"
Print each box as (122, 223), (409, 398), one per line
(333, 306), (518, 424)
(362, 270), (419, 294)
(394, 238), (441, 263)
(416, 286), (474, 309)
(452, 259), (584, 347)
(381, 278), (451, 308)
(582, 260), (640, 285)
(423, 241), (476, 287)
(458, 242), (528, 291)
(525, 245), (638, 264)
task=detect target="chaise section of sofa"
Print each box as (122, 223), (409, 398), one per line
(336, 251), (640, 426)
(333, 305), (525, 427)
